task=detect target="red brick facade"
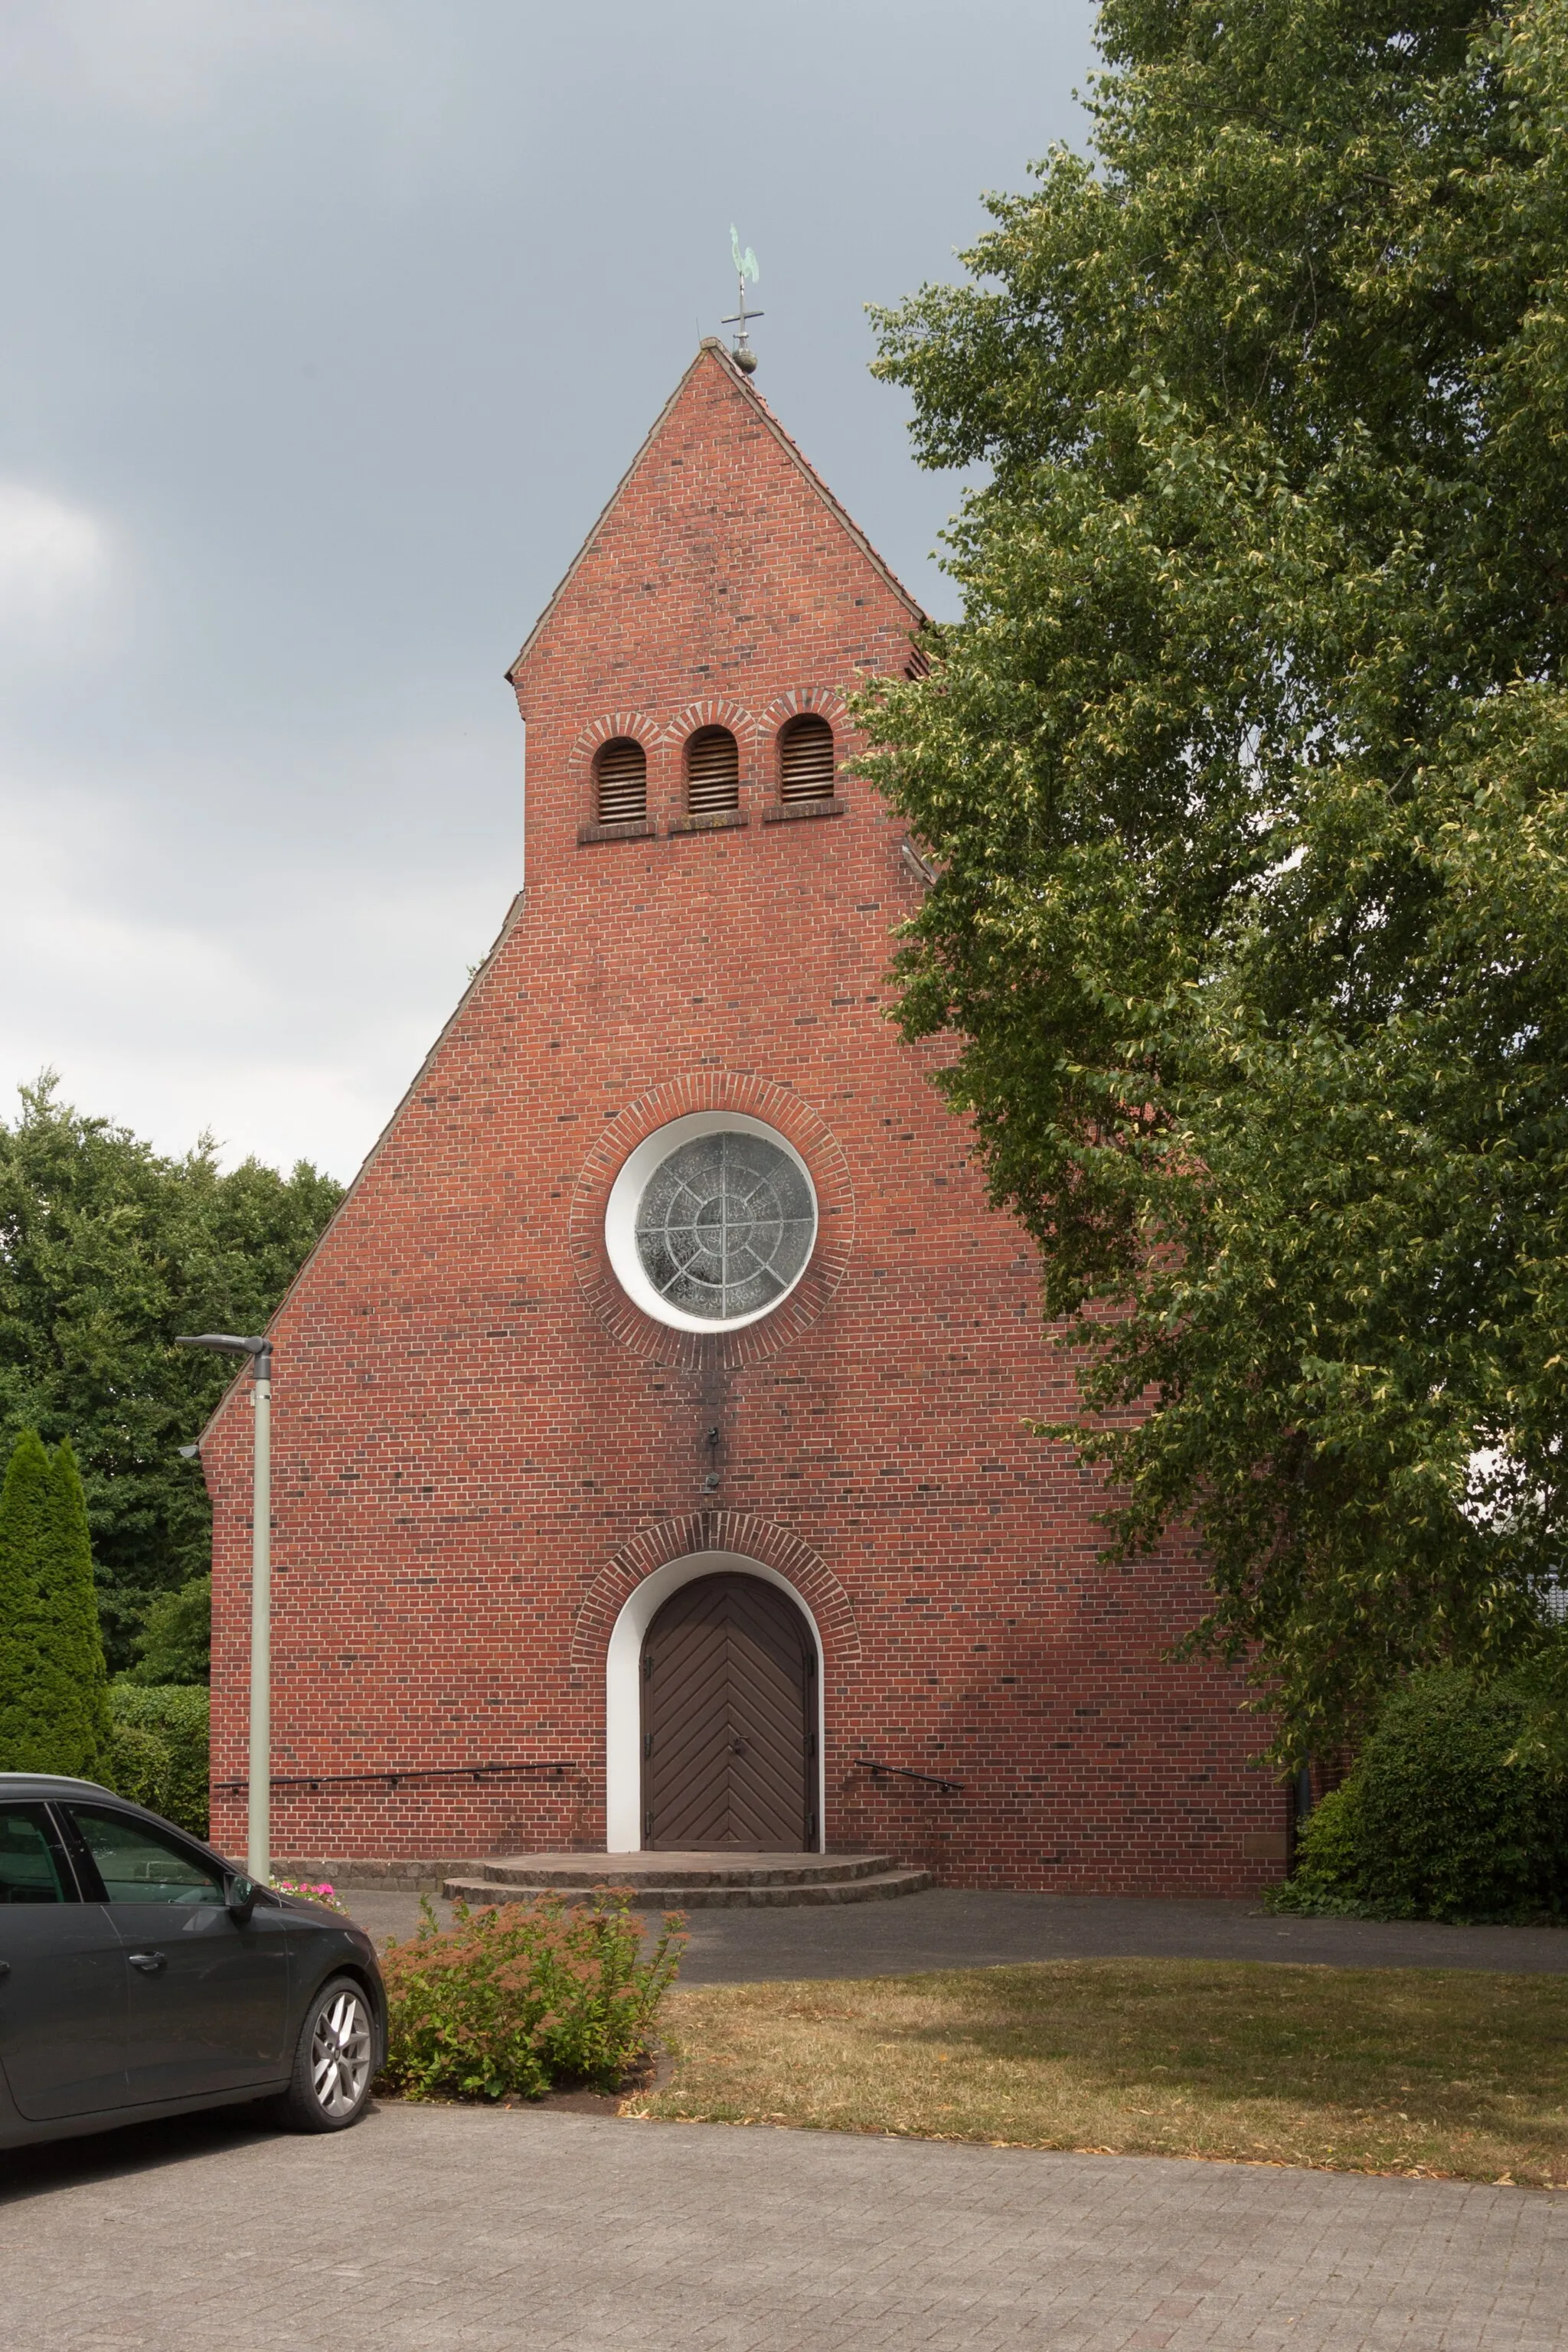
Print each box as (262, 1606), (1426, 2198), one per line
(202, 343), (1288, 1891)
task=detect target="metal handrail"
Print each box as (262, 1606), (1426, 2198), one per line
(854, 1755), (964, 1794)
(211, 1759), (579, 1796)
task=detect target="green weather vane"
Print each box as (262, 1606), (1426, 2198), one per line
(724, 225), (763, 372)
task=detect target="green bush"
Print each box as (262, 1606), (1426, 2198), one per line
(378, 1894), (685, 2101)
(1272, 1669), (1568, 1923)
(103, 1684), (210, 1838)
(1272, 1783), (1369, 1916)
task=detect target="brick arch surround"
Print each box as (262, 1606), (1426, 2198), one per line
(567, 1073), (856, 1368)
(664, 696), (756, 753)
(570, 710), (664, 769)
(758, 687), (850, 737)
(571, 1511), (861, 1677)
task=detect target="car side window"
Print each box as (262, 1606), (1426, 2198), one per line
(64, 1805), (225, 1906)
(0, 1803), (73, 1903)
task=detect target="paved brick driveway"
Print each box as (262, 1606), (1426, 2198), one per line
(6, 2101), (1566, 2350)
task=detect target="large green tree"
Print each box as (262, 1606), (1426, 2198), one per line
(0, 1079), (343, 1669)
(863, 0), (1568, 1762)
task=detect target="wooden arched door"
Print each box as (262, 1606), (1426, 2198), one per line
(640, 1573), (815, 1851)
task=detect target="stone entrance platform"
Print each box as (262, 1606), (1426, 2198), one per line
(441, 1851), (932, 1908)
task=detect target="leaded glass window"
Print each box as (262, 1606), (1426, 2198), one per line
(633, 1131), (815, 1322)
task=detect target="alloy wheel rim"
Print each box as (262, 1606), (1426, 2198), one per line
(310, 1988), (372, 2117)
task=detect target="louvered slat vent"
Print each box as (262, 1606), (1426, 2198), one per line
(779, 715), (835, 802)
(596, 738), (647, 825)
(685, 726), (740, 815)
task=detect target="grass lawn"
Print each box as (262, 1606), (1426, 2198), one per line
(626, 1960), (1568, 2187)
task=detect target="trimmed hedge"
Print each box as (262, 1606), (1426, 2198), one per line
(103, 1683), (210, 1838)
(1274, 1668), (1568, 1923)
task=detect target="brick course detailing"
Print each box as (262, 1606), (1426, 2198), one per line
(201, 341), (1289, 1890)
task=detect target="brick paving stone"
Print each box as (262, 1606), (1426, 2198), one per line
(3, 2103), (1566, 2351)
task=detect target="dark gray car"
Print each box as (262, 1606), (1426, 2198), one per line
(0, 1774), (385, 2150)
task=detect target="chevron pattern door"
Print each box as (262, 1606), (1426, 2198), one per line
(640, 1574), (814, 1850)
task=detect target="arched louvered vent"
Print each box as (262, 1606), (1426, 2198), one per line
(685, 726), (740, 815)
(595, 737), (647, 825)
(779, 714), (835, 802)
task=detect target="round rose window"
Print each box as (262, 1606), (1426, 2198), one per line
(604, 1112), (818, 1332)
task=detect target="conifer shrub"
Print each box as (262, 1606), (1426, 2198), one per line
(1272, 1669), (1568, 1923)
(378, 1894), (685, 2102)
(0, 1429), (112, 1775)
(104, 1684), (211, 1836)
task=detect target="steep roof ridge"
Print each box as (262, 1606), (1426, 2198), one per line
(732, 358), (926, 627)
(506, 342), (924, 685)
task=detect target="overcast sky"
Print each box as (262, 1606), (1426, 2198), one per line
(0, 0), (1096, 1182)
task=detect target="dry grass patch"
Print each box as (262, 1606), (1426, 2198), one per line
(626, 1960), (1568, 2186)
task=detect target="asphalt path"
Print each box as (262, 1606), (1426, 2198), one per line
(344, 1883), (1568, 1979)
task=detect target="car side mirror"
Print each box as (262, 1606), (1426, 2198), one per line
(226, 1873), (258, 1923)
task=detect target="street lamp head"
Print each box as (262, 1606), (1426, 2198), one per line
(177, 1443), (201, 1459)
(176, 1333), (272, 1376)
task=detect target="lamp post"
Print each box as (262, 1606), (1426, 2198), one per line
(177, 1333), (273, 1882)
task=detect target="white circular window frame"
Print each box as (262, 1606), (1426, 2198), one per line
(603, 1109), (818, 1334)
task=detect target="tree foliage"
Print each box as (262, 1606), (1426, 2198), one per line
(122, 1573), (211, 1687)
(0, 1078), (342, 1668)
(862, 0), (1568, 1759)
(0, 1428), (111, 1774)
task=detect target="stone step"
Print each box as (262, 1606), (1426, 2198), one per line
(456, 1849), (899, 1891)
(442, 1864), (934, 1910)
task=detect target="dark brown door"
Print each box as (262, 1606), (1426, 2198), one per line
(641, 1574), (815, 1851)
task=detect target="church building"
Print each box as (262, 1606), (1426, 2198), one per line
(201, 342), (1289, 1894)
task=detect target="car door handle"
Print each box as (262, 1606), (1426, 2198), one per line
(127, 1951), (167, 1973)
(0, 1960), (10, 1979)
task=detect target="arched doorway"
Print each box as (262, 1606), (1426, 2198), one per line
(640, 1573), (815, 1851)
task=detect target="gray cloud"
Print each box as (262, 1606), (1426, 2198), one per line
(0, 0), (1094, 1177)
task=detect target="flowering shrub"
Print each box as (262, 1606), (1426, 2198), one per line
(377, 1892), (684, 2101)
(271, 1877), (350, 1915)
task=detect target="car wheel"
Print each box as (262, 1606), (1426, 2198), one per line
(276, 1975), (377, 2133)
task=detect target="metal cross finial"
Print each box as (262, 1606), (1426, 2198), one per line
(723, 224), (763, 372)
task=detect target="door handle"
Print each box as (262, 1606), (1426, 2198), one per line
(127, 1951), (167, 1973)
(0, 1960), (10, 1979)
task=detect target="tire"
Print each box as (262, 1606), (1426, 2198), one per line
(274, 1974), (377, 2133)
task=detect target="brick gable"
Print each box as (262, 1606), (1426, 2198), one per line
(199, 346), (1286, 1891)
